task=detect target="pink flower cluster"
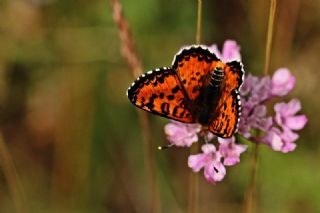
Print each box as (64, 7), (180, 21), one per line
(188, 137), (247, 184)
(164, 40), (308, 184)
(239, 67), (307, 152)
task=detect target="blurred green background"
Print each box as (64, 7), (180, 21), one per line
(0, 0), (319, 212)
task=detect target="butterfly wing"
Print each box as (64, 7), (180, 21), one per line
(209, 90), (241, 138)
(208, 61), (244, 138)
(223, 61), (244, 92)
(127, 67), (194, 123)
(172, 45), (220, 101)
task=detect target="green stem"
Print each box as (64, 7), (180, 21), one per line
(243, 143), (259, 213)
(244, 1), (277, 212)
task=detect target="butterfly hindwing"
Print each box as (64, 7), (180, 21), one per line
(209, 90), (241, 138)
(127, 67), (194, 123)
(208, 61), (244, 138)
(172, 45), (220, 101)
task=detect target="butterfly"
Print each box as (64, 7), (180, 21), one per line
(127, 45), (244, 138)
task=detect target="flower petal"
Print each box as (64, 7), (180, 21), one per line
(164, 121), (200, 147)
(208, 44), (222, 60)
(218, 137), (247, 166)
(263, 127), (283, 151)
(281, 142), (297, 153)
(282, 127), (299, 142)
(253, 105), (267, 117)
(270, 133), (283, 151)
(218, 136), (235, 144)
(271, 68), (296, 96)
(201, 143), (216, 154)
(188, 154), (208, 172)
(286, 99), (302, 115)
(204, 161), (226, 184)
(285, 115), (308, 130)
(221, 40), (241, 62)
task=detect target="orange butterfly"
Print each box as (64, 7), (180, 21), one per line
(127, 45), (244, 138)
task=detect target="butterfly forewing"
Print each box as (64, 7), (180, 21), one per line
(127, 67), (194, 123)
(172, 46), (220, 101)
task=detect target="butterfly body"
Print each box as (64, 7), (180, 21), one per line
(127, 45), (244, 138)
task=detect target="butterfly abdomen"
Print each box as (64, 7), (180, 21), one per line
(210, 67), (224, 88)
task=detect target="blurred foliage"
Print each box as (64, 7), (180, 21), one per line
(0, 0), (319, 212)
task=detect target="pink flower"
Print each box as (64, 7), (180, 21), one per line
(164, 121), (201, 147)
(238, 74), (273, 138)
(271, 68), (296, 96)
(274, 99), (308, 131)
(209, 40), (241, 62)
(188, 144), (226, 184)
(262, 127), (298, 153)
(218, 136), (248, 166)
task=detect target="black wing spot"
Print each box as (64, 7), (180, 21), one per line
(179, 110), (185, 118)
(198, 56), (204, 61)
(146, 101), (154, 110)
(159, 76), (165, 83)
(161, 103), (170, 114)
(167, 95), (174, 100)
(172, 86), (180, 94)
(173, 106), (179, 116)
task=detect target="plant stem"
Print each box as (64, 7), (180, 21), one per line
(243, 143), (259, 213)
(110, 0), (159, 212)
(244, 1), (277, 212)
(0, 134), (25, 213)
(264, 0), (277, 76)
(196, 0), (202, 45)
(188, 142), (200, 213)
(188, 1), (202, 213)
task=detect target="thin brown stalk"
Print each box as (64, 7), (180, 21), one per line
(0, 134), (26, 213)
(244, 1), (277, 213)
(195, 0), (202, 45)
(243, 142), (259, 213)
(110, 0), (159, 212)
(188, 143), (200, 213)
(188, 1), (202, 213)
(264, 0), (277, 76)
(110, 0), (142, 78)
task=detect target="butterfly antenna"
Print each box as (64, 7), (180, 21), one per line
(158, 144), (173, 150)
